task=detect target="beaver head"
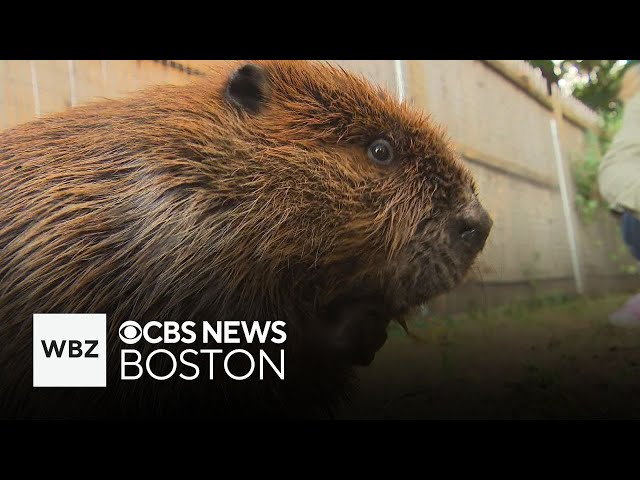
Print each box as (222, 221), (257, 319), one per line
(216, 61), (492, 365)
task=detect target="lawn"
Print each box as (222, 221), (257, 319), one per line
(339, 292), (640, 419)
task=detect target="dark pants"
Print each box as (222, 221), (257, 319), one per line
(622, 211), (640, 261)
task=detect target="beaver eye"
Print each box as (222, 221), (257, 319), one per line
(367, 139), (394, 165)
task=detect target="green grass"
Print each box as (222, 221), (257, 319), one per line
(340, 292), (640, 419)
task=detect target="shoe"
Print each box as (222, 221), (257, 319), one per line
(609, 293), (640, 328)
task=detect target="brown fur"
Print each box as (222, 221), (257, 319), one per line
(0, 60), (485, 418)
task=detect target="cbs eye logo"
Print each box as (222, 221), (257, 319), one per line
(119, 321), (142, 344)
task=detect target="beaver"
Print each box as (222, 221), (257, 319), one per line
(0, 60), (492, 418)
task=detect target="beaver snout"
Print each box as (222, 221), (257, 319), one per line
(450, 196), (493, 257)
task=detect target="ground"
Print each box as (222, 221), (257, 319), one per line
(338, 292), (640, 419)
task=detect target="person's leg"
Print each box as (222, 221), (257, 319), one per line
(622, 211), (640, 261)
(610, 211), (640, 327)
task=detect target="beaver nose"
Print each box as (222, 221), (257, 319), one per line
(451, 197), (492, 256)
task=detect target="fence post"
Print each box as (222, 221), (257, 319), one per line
(67, 60), (77, 108)
(394, 60), (406, 103)
(29, 61), (40, 118)
(550, 84), (585, 294)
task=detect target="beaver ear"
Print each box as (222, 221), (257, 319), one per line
(225, 63), (269, 114)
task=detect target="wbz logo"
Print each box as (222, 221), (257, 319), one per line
(41, 339), (99, 358)
(33, 314), (106, 387)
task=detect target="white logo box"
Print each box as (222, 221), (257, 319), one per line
(33, 313), (107, 387)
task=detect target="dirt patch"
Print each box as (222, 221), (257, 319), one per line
(338, 293), (640, 419)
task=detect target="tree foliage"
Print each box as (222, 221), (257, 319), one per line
(528, 60), (639, 118)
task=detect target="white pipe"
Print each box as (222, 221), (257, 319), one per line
(394, 60), (406, 103)
(67, 60), (77, 107)
(29, 60), (41, 117)
(550, 118), (584, 294)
